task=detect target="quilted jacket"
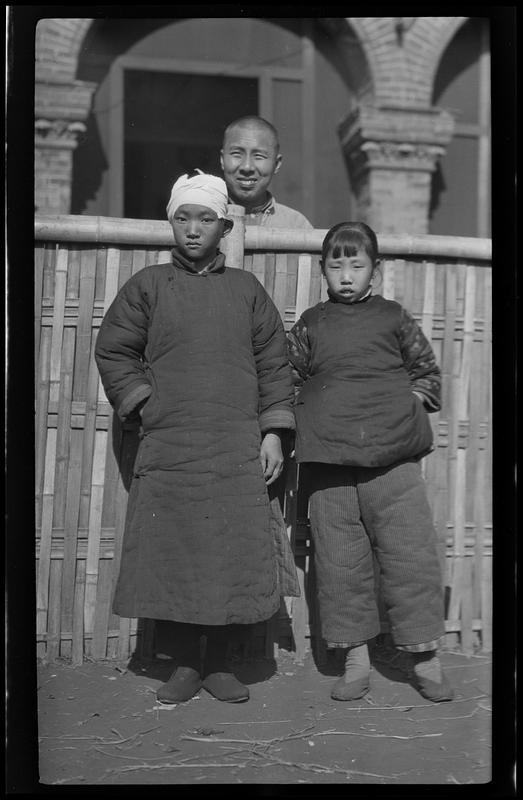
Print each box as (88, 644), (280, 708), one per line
(95, 248), (298, 625)
(287, 294), (441, 468)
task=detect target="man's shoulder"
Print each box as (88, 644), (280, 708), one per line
(271, 201), (313, 230)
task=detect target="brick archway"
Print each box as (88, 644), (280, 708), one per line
(34, 16), (470, 230)
(36, 17), (376, 101)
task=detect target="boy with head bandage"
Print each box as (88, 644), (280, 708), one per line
(96, 171), (298, 705)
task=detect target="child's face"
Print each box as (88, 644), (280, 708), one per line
(171, 204), (225, 264)
(322, 248), (376, 304)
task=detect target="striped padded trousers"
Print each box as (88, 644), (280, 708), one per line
(305, 460), (446, 649)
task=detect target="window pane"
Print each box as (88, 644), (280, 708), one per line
(429, 136), (479, 236)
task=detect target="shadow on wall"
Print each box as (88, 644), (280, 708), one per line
(71, 111), (108, 214)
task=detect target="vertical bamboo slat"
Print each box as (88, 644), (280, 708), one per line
(92, 558), (113, 659)
(295, 254), (312, 322)
(34, 246), (45, 367)
(71, 560), (86, 666)
(35, 327), (52, 531)
(264, 253), (276, 298)
(66, 247), (82, 300)
(48, 248), (68, 406)
(73, 248), (98, 400)
(380, 259), (395, 300)
(36, 429), (57, 641)
(84, 428), (107, 636)
(273, 254), (288, 318)
(221, 205), (245, 269)
(480, 555), (492, 653)
(131, 248), (147, 277)
(46, 559), (62, 662)
(79, 332), (103, 530)
(61, 427), (83, 659)
(421, 263), (436, 340)
(42, 243), (56, 300)
(448, 265), (476, 647)
(252, 252), (266, 287)
(53, 326), (75, 528)
(460, 557), (474, 655)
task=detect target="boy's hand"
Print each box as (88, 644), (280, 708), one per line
(260, 432), (284, 486)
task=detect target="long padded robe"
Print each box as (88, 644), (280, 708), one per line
(95, 249), (295, 625)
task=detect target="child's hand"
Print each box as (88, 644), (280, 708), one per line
(260, 432), (284, 486)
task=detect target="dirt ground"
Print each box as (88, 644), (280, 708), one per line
(35, 642), (492, 787)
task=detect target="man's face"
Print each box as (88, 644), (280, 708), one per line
(220, 124), (282, 211)
(170, 204), (225, 265)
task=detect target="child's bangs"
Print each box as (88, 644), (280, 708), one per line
(326, 230), (369, 261)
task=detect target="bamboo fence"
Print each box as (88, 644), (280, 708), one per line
(34, 211), (492, 663)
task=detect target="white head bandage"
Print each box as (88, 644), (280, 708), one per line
(166, 170), (228, 222)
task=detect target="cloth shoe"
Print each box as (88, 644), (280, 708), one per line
(410, 651), (454, 702)
(331, 643), (371, 701)
(156, 623), (203, 704)
(202, 626), (249, 703)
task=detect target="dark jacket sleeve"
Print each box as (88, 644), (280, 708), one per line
(398, 308), (442, 412)
(250, 276), (295, 433)
(95, 272), (153, 421)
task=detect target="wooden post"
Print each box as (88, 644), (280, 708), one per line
(219, 204), (245, 269)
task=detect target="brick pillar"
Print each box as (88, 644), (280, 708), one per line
(339, 105), (454, 233)
(35, 80), (96, 214)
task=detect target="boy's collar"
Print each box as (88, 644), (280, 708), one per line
(171, 247), (226, 275)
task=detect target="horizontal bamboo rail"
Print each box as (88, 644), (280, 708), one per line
(34, 214), (492, 664)
(35, 214), (492, 261)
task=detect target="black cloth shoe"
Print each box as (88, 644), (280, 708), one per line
(202, 671), (250, 702)
(156, 622), (203, 704)
(157, 666), (202, 704)
(202, 625), (249, 703)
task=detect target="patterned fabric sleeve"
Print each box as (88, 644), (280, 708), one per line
(398, 308), (442, 412)
(287, 317), (312, 390)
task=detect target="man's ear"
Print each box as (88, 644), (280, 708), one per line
(274, 153), (283, 175)
(222, 218), (234, 237)
(219, 150), (225, 171)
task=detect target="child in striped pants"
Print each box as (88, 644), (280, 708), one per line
(287, 221), (453, 703)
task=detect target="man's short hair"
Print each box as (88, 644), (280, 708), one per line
(222, 116), (280, 152)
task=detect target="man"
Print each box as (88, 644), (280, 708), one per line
(220, 116), (313, 229)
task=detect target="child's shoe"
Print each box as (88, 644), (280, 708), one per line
(156, 666), (202, 704)
(331, 643), (370, 701)
(202, 671), (250, 702)
(202, 627), (249, 703)
(156, 623), (203, 704)
(410, 651), (454, 702)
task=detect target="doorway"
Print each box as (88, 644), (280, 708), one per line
(123, 70), (258, 219)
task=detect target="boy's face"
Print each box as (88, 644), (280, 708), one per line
(321, 248), (376, 304)
(171, 204), (226, 264)
(220, 124), (282, 211)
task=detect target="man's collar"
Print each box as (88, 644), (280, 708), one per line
(228, 192), (275, 216)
